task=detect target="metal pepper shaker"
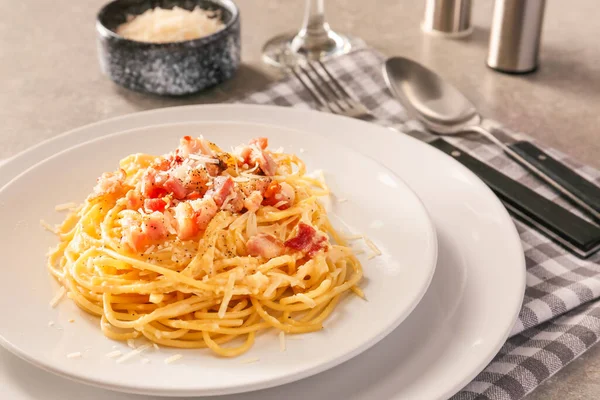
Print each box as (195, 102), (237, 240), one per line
(487, 0), (546, 73)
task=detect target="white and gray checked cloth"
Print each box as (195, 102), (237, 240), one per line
(238, 48), (600, 399)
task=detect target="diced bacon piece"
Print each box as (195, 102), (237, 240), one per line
(164, 177), (187, 200)
(249, 137), (268, 150)
(186, 191), (202, 200)
(142, 212), (168, 241)
(141, 169), (167, 198)
(277, 182), (295, 207)
(247, 234), (285, 259)
(239, 146), (253, 165)
(205, 163), (223, 177)
(284, 223), (329, 257)
(263, 182), (295, 209)
(237, 139), (276, 174)
(193, 198), (219, 231)
(173, 202), (198, 240)
(147, 186), (168, 199)
(178, 136), (213, 157)
(253, 150), (277, 176)
(121, 218), (147, 252)
(169, 153), (184, 167)
(244, 191), (263, 212)
(126, 190), (143, 210)
(124, 228), (148, 252)
(222, 187), (244, 213)
(263, 181), (279, 203)
(144, 198), (166, 213)
(94, 169), (126, 196)
(121, 213), (169, 251)
(238, 178), (271, 196)
(173, 198), (219, 240)
(206, 176), (235, 207)
(152, 157), (172, 172)
(187, 168), (209, 193)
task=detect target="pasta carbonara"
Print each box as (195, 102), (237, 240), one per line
(47, 136), (363, 357)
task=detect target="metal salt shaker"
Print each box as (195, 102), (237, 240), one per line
(487, 0), (546, 73)
(421, 0), (473, 38)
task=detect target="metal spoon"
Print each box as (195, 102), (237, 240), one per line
(383, 56), (600, 222)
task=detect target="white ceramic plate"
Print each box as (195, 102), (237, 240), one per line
(0, 105), (525, 400)
(0, 121), (437, 396)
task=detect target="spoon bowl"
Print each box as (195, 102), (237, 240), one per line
(383, 56), (480, 134)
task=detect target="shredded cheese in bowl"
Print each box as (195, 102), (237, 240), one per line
(116, 6), (225, 43)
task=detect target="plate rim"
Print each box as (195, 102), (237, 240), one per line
(0, 104), (525, 399)
(0, 118), (439, 396)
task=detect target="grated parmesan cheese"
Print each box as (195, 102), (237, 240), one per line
(49, 286), (66, 308)
(127, 339), (136, 349)
(345, 234), (364, 241)
(116, 7), (225, 43)
(106, 350), (122, 358)
(218, 272), (237, 318)
(153, 343), (160, 351)
(149, 293), (164, 304)
(164, 354), (183, 364)
(246, 212), (258, 237)
(40, 219), (56, 233)
(116, 344), (152, 364)
(54, 202), (78, 211)
(337, 198), (348, 203)
(279, 331), (286, 352)
(263, 276), (282, 298)
(365, 238), (381, 256)
(272, 200), (288, 208)
(141, 358), (151, 364)
(67, 352), (82, 359)
(188, 153), (220, 164)
(240, 357), (259, 364)
(48, 321), (55, 327)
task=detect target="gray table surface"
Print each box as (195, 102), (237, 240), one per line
(1, 0), (599, 398)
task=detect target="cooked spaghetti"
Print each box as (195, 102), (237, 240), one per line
(47, 136), (363, 357)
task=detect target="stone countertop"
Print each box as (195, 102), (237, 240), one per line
(1, 0), (599, 398)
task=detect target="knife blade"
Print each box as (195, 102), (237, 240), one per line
(429, 138), (600, 258)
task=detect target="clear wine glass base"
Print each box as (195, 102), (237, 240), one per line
(261, 31), (354, 68)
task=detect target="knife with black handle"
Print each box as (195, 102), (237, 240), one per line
(508, 140), (600, 218)
(478, 126), (600, 223)
(429, 139), (600, 258)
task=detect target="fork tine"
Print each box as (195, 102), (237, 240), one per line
(290, 66), (331, 112)
(316, 60), (355, 100)
(291, 59), (373, 119)
(296, 64), (341, 113)
(306, 62), (343, 101)
(315, 60), (371, 118)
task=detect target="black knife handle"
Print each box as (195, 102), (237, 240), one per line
(429, 139), (600, 258)
(508, 140), (600, 219)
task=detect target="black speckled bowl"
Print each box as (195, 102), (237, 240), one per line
(96, 0), (240, 96)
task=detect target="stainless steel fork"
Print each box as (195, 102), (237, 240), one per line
(291, 60), (374, 120)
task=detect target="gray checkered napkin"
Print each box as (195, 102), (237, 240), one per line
(239, 48), (600, 400)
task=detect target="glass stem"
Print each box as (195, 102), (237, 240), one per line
(292, 0), (335, 53)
